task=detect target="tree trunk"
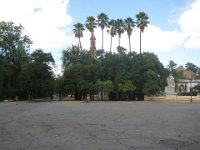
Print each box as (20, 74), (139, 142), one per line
(118, 35), (120, 47)
(110, 36), (113, 53)
(140, 30), (142, 55)
(128, 36), (131, 53)
(102, 29), (104, 51)
(79, 38), (82, 51)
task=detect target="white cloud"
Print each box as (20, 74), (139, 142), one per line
(0, 0), (73, 51)
(178, 0), (200, 49)
(141, 25), (186, 52)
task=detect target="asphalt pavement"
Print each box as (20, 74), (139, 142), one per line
(0, 101), (200, 150)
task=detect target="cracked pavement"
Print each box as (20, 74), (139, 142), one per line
(0, 101), (200, 150)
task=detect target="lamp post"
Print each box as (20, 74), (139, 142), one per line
(189, 78), (192, 103)
(158, 74), (161, 95)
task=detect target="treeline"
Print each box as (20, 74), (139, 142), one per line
(73, 12), (149, 54)
(60, 46), (169, 100)
(0, 21), (170, 100)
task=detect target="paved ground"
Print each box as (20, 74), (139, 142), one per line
(0, 101), (200, 150)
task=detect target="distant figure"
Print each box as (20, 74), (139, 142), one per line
(50, 94), (53, 102)
(15, 96), (19, 105)
(86, 94), (90, 103)
(49, 89), (53, 102)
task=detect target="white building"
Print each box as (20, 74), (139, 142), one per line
(176, 79), (200, 94)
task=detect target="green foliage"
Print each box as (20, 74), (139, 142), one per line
(31, 49), (54, 65)
(185, 62), (199, 73)
(97, 12), (109, 52)
(136, 12), (149, 33)
(117, 46), (127, 54)
(107, 19), (117, 52)
(0, 31), (55, 99)
(96, 80), (113, 92)
(124, 17), (135, 52)
(85, 16), (96, 32)
(17, 49), (55, 99)
(194, 84), (200, 93)
(167, 60), (177, 73)
(143, 80), (159, 96)
(62, 47), (98, 100)
(61, 45), (168, 100)
(118, 80), (136, 93)
(73, 22), (85, 51)
(0, 21), (32, 99)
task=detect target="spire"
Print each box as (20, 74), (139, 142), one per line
(90, 32), (96, 59)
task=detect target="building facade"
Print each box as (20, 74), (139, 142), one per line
(176, 79), (200, 94)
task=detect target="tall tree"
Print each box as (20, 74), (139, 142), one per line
(116, 19), (124, 47)
(85, 16), (97, 59)
(143, 69), (159, 96)
(17, 49), (55, 99)
(97, 12), (109, 51)
(72, 23), (85, 51)
(107, 19), (117, 53)
(168, 60), (177, 72)
(124, 17), (135, 53)
(62, 45), (99, 100)
(85, 16), (96, 33)
(136, 12), (149, 54)
(0, 21), (32, 99)
(185, 62), (199, 73)
(62, 45), (81, 70)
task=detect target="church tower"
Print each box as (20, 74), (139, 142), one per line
(90, 32), (96, 59)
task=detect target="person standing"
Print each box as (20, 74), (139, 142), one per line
(15, 96), (19, 105)
(86, 94), (90, 103)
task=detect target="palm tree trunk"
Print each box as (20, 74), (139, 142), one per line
(140, 30), (141, 55)
(118, 35), (120, 47)
(128, 36), (131, 53)
(79, 38), (82, 51)
(110, 36), (112, 53)
(102, 29), (104, 51)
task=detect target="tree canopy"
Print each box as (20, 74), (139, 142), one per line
(0, 21), (55, 100)
(61, 45), (168, 100)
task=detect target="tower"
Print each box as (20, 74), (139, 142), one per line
(90, 32), (96, 59)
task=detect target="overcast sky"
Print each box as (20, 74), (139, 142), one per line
(0, 0), (200, 71)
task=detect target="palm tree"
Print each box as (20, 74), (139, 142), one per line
(97, 12), (109, 51)
(136, 12), (149, 55)
(85, 16), (97, 59)
(85, 16), (96, 33)
(116, 19), (124, 47)
(107, 19), (117, 53)
(124, 17), (135, 53)
(72, 23), (85, 51)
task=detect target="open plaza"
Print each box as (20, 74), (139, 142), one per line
(0, 101), (200, 150)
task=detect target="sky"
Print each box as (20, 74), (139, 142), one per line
(0, 0), (200, 73)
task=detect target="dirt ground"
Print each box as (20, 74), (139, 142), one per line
(0, 101), (200, 150)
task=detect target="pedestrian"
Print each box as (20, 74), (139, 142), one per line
(86, 94), (90, 103)
(15, 96), (19, 105)
(49, 89), (53, 102)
